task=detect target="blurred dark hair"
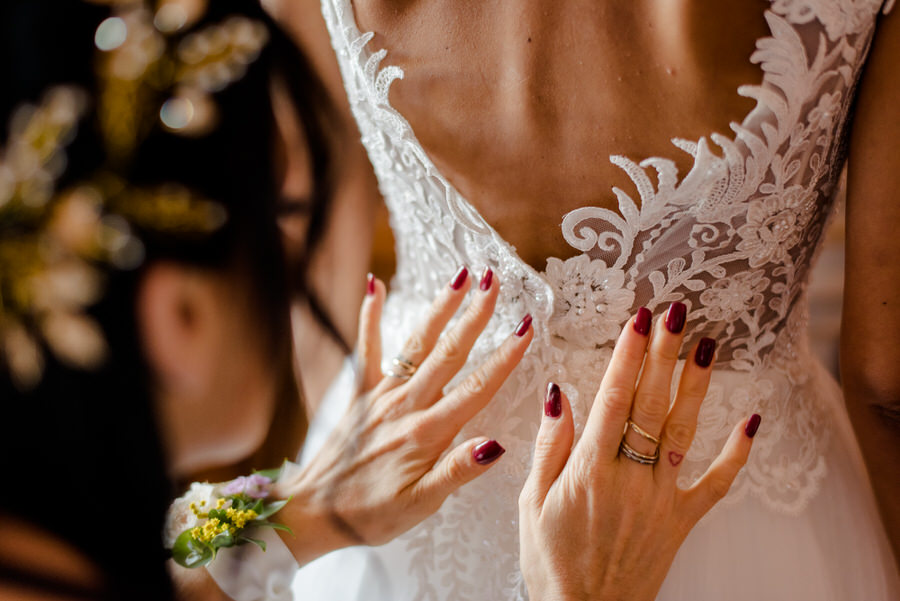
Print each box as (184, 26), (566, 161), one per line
(0, 1), (335, 598)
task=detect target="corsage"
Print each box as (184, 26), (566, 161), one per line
(164, 467), (291, 569)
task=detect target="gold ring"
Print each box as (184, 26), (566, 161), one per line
(383, 355), (417, 380)
(624, 419), (662, 446)
(619, 439), (660, 465)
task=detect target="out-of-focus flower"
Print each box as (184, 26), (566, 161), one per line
(222, 474), (272, 499)
(164, 482), (218, 548)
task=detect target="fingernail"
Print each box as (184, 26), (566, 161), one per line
(665, 302), (687, 334)
(745, 414), (762, 438)
(545, 382), (562, 418)
(366, 273), (375, 296)
(472, 440), (505, 465)
(450, 266), (469, 290)
(515, 313), (533, 337)
(694, 337), (716, 368)
(633, 307), (652, 336)
(479, 267), (493, 291)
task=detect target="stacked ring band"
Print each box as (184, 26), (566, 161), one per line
(624, 419), (662, 445)
(383, 355), (417, 380)
(619, 439), (660, 465)
(619, 419), (661, 465)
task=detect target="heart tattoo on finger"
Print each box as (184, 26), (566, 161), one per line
(668, 451), (684, 467)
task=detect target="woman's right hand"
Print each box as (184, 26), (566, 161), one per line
(275, 266), (533, 565)
(519, 304), (760, 601)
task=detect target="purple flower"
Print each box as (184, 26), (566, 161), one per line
(223, 474), (272, 499)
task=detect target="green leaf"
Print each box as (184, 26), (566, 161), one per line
(253, 520), (293, 535)
(210, 530), (236, 549)
(253, 466), (283, 481)
(171, 530), (214, 569)
(254, 498), (290, 521)
(237, 535), (267, 552)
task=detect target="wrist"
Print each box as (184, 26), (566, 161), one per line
(272, 464), (352, 566)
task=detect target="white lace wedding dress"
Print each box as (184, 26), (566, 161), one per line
(291, 1), (900, 599)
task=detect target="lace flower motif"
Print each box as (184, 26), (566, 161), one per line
(699, 270), (770, 322)
(807, 91), (842, 131)
(545, 255), (634, 347)
(736, 186), (816, 268)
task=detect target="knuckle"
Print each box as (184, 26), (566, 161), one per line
(403, 332), (426, 358)
(648, 345), (680, 365)
(443, 452), (470, 485)
(619, 342), (648, 365)
(433, 331), (466, 364)
(680, 371), (712, 396)
(633, 391), (670, 422)
(663, 421), (694, 451)
(600, 385), (634, 415)
(459, 369), (490, 398)
(480, 347), (515, 381)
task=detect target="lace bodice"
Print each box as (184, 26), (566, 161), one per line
(326, 0), (884, 355)
(319, 1), (890, 596)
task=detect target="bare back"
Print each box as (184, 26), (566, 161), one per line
(354, 0), (771, 268)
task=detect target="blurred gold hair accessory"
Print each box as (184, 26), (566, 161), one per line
(93, 0), (269, 157)
(0, 0), (268, 389)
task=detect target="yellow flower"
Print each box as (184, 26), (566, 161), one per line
(224, 507), (258, 529)
(191, 517), (234, 544)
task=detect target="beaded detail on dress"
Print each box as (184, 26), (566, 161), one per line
(320, 0), (890, 598)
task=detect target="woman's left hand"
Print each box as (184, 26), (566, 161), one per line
(519, 306), (758, 601)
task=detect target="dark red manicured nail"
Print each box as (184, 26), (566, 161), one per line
(665, 302), (687, 334)
(366, 273), (375, 296)
(479, 267), (493, 291)
(694, 337), (716, 367)
(633, 307), (652, 336)
(545, 382), (562, 418)
(450, 266), (469, 290)
(515, 314), (533, 337)
(472, 440), (505, 465)
(745, 414), (762, 438)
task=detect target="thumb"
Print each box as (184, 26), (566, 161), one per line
(680, 414), (758, 526)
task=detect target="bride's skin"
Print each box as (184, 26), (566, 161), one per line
(274, 0), (900, 567)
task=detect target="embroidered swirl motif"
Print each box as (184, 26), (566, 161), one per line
(320, 0), (887, 599)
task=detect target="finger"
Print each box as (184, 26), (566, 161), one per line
(579, 308), (653, 462)
(375, 265), (470, 393)
(625, 301), (688, 456)
(407, 267), (500, 406)
(412, 436), (505, 508)
(654, 337), (717, 485)
(521, 383), (575, 507)
(356, 274), (386, 393)
(679, 414), (760, 526)
(423, 313), (533, 432)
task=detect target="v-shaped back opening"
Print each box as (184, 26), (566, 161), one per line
(343, 0), (781, 274)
